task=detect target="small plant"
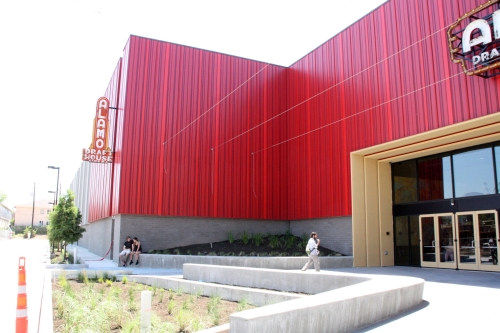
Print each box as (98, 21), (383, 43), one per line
(284, 230), (295, 249)
(191, 317), (205, 332)
(218, 252), (226, 256)
(77, 270), (89, 284)
(208, 251), (216, 256)
(149, 284), (158, 296)
(158, 288), (164, 303)
(258, 252), (269, 257)
(122, 276), (128, 284)
(237, 297), (249, 311)
(241, 231), (250, 245)
(148, 249), (155, 254)
(174, 249), (181, 255)
(182, 299), (190, 310)
(300, 233), (309, 249)
(167, 299), (175, 314)
(105, 279), (113, 287)
(175, 287), (183, 296)
(238, 251), (246, 256)
(102, 272), (109, 280)
(252, 233), (264, 246)
(168, 289), (175, 300)
(248, 252), (257, 256)
(228, 231), (235, 244)
(270, 251), (280, 257)
(268, 235), (280, 249)
(187, 250), (191, 255)
(175, 309), (191, 331)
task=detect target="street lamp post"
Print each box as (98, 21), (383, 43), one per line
(48, 166), (60, 205)
(48, 191), (56, 209)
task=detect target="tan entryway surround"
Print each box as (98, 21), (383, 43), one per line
(351, 113), (500, 267)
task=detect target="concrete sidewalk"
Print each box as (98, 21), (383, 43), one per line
(329, 267), (500, 332)
(66, 244), (183, 276)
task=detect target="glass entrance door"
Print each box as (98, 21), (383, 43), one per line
(477, 211), (499, 272)
(456, 211), (499, 271)
(456, 212), (477, 270)
(419, 213), (457, 269)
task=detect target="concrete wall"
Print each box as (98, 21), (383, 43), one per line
(79, 214), (354, 262)
(78, 216), (113, 259)
(183, 264), (424, 333)
(290, 216), (352, 255)
(118, 215), (290, 252)
(183, 264), (368, 295)
(137, 254), (353, 270)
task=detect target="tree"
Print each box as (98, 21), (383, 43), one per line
(48, 190), (85, 257)
(0, 191), (7, 203)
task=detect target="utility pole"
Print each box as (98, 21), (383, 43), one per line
(31, 183), (35, 228)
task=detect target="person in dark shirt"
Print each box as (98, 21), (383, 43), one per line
(119, 236), (133, 267)
(130, 237), (142, 265)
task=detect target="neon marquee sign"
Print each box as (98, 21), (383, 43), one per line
(448, 0), (500, 78)
(82, 97), (114, 164)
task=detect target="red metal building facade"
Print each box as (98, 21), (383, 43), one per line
(87, 0), (500, 223)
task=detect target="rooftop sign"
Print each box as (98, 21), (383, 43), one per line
(448, 0), (500, 78)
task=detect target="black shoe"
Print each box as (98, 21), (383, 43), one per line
(123, 264), (126, 267)
(130, 260), (133, 265)
(135, 261), (139, 265)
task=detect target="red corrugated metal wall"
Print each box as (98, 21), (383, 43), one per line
(88, 0), (500, 222)
(285, 0), (500, 219)
(116, 36), (289, 220)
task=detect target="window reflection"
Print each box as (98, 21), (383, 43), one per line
(453, 148), (495, 197)
(418, 156), (452, 201)
(495, 146), (500, 194)
(393, 160), (417, 204)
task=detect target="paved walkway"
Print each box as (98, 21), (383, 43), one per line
(330, 266), (500, 332)
(66, 244), (183, 276)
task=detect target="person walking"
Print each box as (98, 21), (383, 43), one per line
(302, 232), (320, 271)
(130, 237), (142, 265)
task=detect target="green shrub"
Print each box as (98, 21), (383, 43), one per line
(228, 231), (235, 244)
(268, 235), (280, 249)
(148, 249), (155, 254)
(252, 233), (264, 246)
(122, 276), (128, 284)
(241, 231), (250, 245)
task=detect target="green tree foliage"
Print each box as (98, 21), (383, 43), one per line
(48, 190), (85, 256)
(0, 191), (7, 203)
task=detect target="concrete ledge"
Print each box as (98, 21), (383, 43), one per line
(183, 264), (424, 333)
(196, 323), (230, 333)
(138, 254), (353, 270)
(48, 269), (133, 279)
(184, 264), (368, 294)
(46, 264), (89, 269)
(118, 275), (305, 306)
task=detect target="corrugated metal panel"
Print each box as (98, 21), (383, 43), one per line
(116, 36), (289, 220)
(88, 0), (500, 222)
(285, 0), (500, 219)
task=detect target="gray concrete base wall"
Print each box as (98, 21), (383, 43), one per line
(80, 214), (354, 263)
(291, 216), (353, 255)
(118, 215), (290, 253)
(139, 254), (353, 270)
(78, 217), (113, 258)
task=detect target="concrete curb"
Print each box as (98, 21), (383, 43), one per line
(137, 254), (353, 270)
(183, 264), (425, 333)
